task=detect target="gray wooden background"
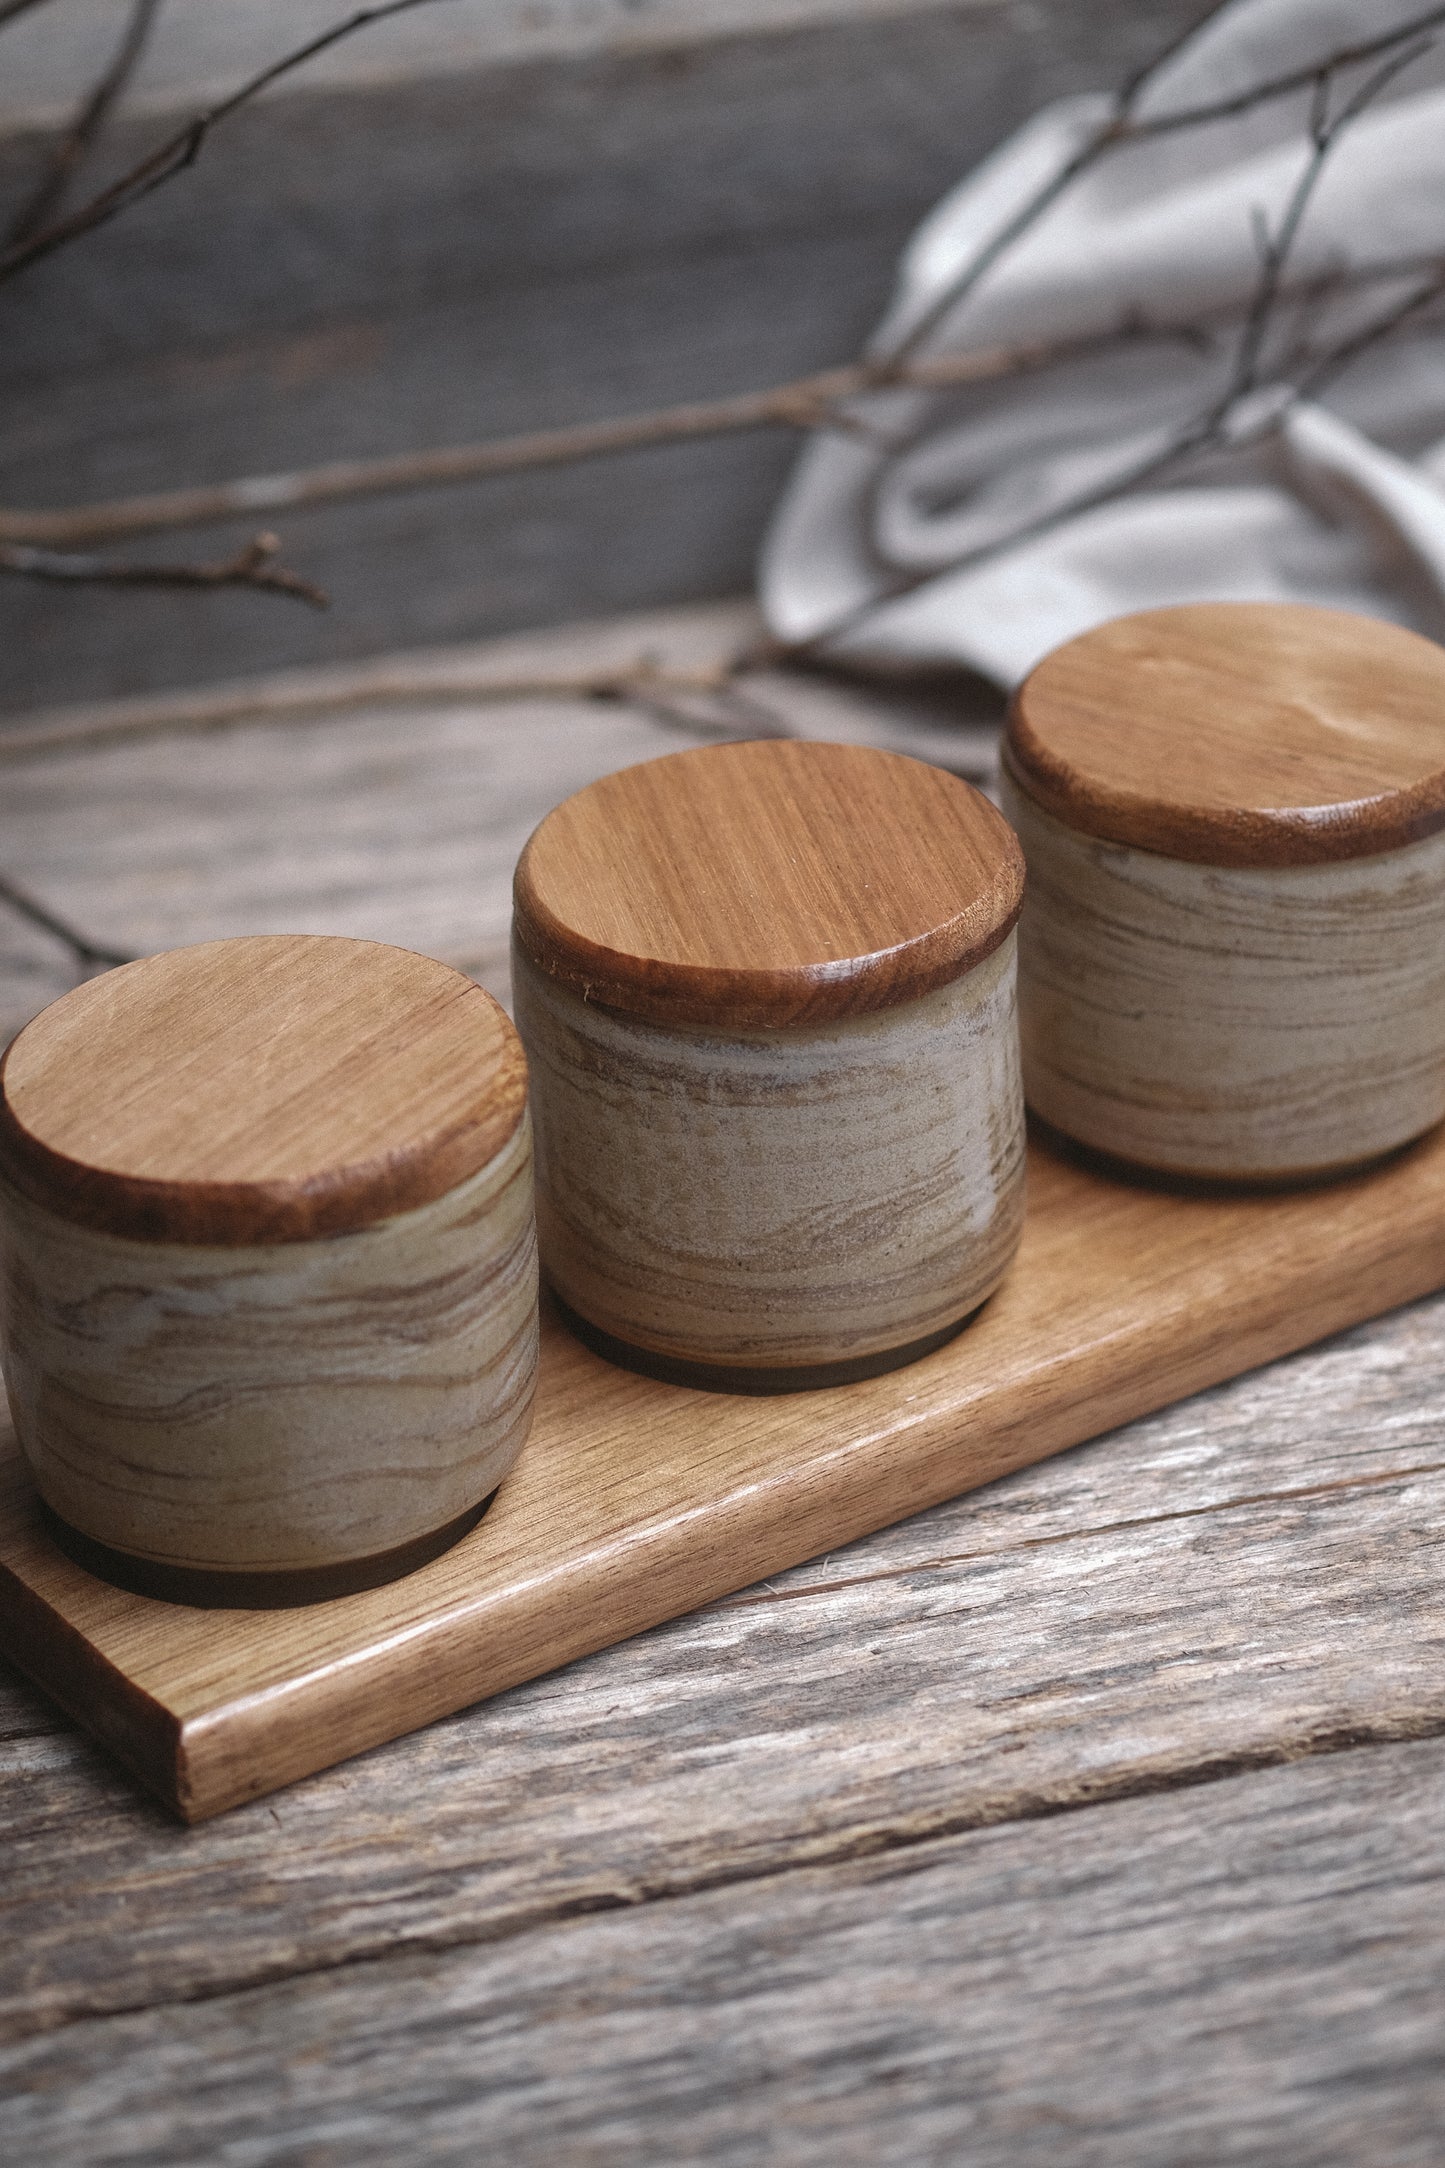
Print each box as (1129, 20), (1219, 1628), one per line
(0, 0), (1199, 714)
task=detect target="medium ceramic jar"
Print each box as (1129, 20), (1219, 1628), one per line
(1002, 602), (1445, 1182)
(0, 935), (538, 1604)
(512, 737), (1026, 1390)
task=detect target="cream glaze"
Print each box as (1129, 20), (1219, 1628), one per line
(513, 939), (1025, 1370)
(0, 1115), (537, 1572)
(1003, 777), (1445, 1179)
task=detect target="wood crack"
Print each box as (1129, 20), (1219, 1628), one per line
(12, 1709), (1445, 2046)
(719, 1458), (1445, 1608)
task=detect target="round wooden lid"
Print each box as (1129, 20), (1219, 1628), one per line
(512, 739), (1024, 1030)
(0, 936), (527, 1244)
(1005, 603), (1445, 868)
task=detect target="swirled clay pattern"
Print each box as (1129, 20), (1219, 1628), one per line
(0, 1116), (537, 1572)
(1004, 779), (1445, 1179)
(514, 941), (1025, 1369)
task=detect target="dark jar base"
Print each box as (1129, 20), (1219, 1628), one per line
(1027, 1108), (1432, 1197)
(551, 1290), (983, 1396)
(37, 1491), (499, 1610)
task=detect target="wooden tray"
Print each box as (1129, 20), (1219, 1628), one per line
(4, 1125), (1444, 1822)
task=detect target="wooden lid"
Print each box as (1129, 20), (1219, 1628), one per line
(1005, 602), (1445, 868)
(513, 739), (1023, 1030)
(0, 936), (527, 1244)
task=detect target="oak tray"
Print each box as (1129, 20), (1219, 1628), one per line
(3, 1124), (1444, 1822)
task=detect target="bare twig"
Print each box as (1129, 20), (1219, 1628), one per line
(0, 276), (1433, 560)
(3, 2), (1436, 554)
(5, 0), (161, 252)
(0, 0), (444, 285)
(607, 668), (799, 745)
(619, 689), (772, 744)
(0, 872), (134, 971)
(1301, 264), (1445, 399)
(0, 0), (1437, 694)
(1221, 37), (1437, 418)
(884, 2), (1236, 365)
(0, 533), (330, 607)
(892, 0), (1445, 361)
(775, 26), (1442, 663)
(0, 325), (1241, 551)
(0, 652), (760, 764)
(1125, 3), (1445, 138)
(1113, 0), (1238, 107)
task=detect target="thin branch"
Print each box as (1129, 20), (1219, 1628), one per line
(1, 0), (1436, 681)
(0, 533), (330, 607)
(884, 1), (1236, 364)
(0, 0), (444, 285)
(892, 0), (1445, 361)
(0, 250), (1431, 564)
(889, 117), (1130, 366)
(0, 655), (760, 764)
(5, 0), (161, 252)
(768, 34), (1436, 665)
(0, 324), (1243, 551)
(1124, 3), (1445, 139)
(1299, 261), (1445, 399)
(1114, 0), (1241, 106)
(1201, 37), (1435, 433)
(0, 872), (134, 971)
(608, 671), (799, 745)
(620, 689), (776, 745)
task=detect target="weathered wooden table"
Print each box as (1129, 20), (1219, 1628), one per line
(3, 604), (1444, 2164)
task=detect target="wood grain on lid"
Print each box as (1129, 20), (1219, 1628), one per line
(0, 936), (527, 1244)
(512, 739), (1024, 1029)
(1005, 603), (1445, 868)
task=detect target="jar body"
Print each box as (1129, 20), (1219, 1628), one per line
(513, 937), (1025, 1380)
(1003, 777), (1445, 1180)
(0, 1114), (537, 1594)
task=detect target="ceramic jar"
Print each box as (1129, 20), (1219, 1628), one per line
(0, 935), (538, 1604)
(512, 737), (1027, 1389)
(1002, 602), (1445, 1182)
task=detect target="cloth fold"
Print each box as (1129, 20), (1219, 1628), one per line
(759, 0), (1445, 687)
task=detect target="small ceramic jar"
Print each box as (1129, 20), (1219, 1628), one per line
(512, 737), (1026, 1389)
(0, 935), (537, 1604)
(1002, 602), (1445, 1182)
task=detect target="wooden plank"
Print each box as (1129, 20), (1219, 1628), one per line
(3, 1281), (1442, 2042)
(0, 0), (990, 116)
(5, 1117), (1445, 1825)
(4, 1735), (1445, 2163)
(0, 642), (722, 1046)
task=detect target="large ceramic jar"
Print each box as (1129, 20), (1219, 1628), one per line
(513, 738), (1026, 1391)
(1003, 602), (1445, 1182)
(0, 935), (537, 1604)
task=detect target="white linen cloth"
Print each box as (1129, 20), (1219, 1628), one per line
(759, 0), (1445, 687)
